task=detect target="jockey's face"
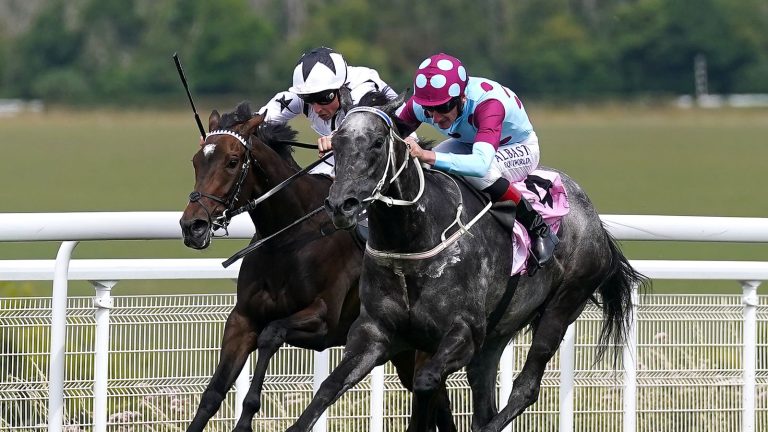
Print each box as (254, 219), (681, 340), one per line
(425, 96), (464, 129)
(310, 94), (341, 121)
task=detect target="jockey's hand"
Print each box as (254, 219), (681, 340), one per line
(318, 134), (333, 157)
(405, 136), (436, 165)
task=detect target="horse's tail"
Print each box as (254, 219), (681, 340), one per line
(594, 229), (650, 366)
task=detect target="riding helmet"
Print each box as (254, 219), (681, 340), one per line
(289, 47), (348, 95)
(412, 53), (468, 106)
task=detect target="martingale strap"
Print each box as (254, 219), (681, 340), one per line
(365, 200), (493, 261)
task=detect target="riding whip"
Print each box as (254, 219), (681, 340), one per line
(173, 52), (207, 138)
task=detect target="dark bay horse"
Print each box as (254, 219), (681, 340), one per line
(284, 97), (648, 432)
(179, 102), (455, 432)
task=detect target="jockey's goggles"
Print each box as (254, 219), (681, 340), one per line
(299, 90), (337, 105)
(423, 97), (459, 115)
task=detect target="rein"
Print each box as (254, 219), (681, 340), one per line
(273, 140), (318, 150)
(343, 106), (492, 261)
(224, 151), (333, 221)
(222, 205), (325, 268)
(188, 126), (335, 267)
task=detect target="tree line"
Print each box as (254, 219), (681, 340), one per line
(0, 0), (766, 105)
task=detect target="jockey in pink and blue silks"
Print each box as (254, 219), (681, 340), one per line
(397, 53), (559, 270)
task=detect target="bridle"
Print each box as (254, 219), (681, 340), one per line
(188, 129), (253, 235)
(341, 106), (492, 261)
(344, 106), (425, 207)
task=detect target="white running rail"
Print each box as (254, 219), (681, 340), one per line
(1, 212), (767, 432)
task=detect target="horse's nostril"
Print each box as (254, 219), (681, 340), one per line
(191, 219), (209, 236)
(342, 197), (360, 214)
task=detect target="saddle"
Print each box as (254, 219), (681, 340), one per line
(490, 169), (570, 276)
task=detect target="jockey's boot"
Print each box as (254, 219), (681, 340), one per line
(515, 198), (560, 271)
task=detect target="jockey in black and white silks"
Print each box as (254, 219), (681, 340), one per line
(257, 47), (398, 176)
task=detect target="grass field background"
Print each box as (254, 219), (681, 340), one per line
(1, 103), (766, 296)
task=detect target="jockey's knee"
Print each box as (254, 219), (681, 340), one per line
(482, 178), (511, 202)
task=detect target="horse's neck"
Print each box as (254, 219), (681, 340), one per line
(247, 163), (326, 236)
(385, 150), (421, 202)
(368, 169), (456, 252)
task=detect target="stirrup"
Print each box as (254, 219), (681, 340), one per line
(525, 253), (541, 276)
(526, 232), (559, 276)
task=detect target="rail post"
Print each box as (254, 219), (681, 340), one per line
(622, 286), (640, 432)
(370, 365), (385, 432)
(560, 324), (576, 432)
(313, 349), (330, 432)
(500, 341), (515, 432)
(741, 280), (760, 432)
(48, 241), (78, 432)
(91, 280), (117, 432)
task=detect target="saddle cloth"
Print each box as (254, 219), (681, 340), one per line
(509, 169), (570, 275)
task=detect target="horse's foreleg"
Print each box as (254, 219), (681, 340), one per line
(408, 319), (475, 432)
(391, 351), (457, 432)
(233, 300), (330, 432)
(431, 387), (457, 432)
(286, 320), (390, 432)
(186, 309), (257, 432)
(409, 376), (455, 432)
(479, 309), (573, 432)
(465, 340), (507, 431)
(414, 318), (478, 393)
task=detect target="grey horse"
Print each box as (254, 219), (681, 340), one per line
(285, 95), (648, 432)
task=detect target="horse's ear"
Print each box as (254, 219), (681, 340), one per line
(208, 110), (221, 132)
(382, 90), (408, 115)
(243, 112), (265, 135)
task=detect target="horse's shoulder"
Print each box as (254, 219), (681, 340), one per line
(423, 169), (490, 209)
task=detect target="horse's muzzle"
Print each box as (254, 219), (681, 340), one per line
(324, 197), (360, 230)
(179, 218), (212, 249)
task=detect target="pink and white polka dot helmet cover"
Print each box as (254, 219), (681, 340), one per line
(412, 53), (468, 106)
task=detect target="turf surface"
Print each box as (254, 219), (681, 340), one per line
(1, 105), (766, 295)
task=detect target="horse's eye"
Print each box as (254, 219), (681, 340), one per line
(227, 158), (239, 168)
(374, 137), (385, 147)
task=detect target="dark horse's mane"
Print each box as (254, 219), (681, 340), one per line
(356, 90), (412, 136)
(357, 90), (435, 148)
(357, 90), (392, 108)
(220, 101), (300, 169)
